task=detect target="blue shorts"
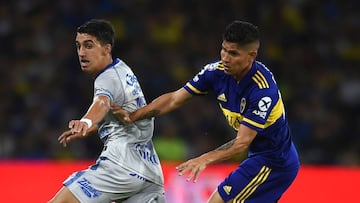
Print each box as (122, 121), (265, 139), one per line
(218, 157), (299, 202)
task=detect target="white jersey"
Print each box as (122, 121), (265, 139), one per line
(93, 58), (163, 186)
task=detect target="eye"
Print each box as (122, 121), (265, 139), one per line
(228, 51), (238, 57)
(85, 43), (93, 49)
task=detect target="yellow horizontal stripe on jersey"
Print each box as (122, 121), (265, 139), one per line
(185, 82), (208, 94)
(233, 166), (272, 203)
(243, 117), (265, 129)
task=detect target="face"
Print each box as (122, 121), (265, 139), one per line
(75, 33), (111, 77)
(220, 40), (257, 81)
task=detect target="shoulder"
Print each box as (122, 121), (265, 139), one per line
(194, 61), (225, 79)
(204, 61), (222, 71)
(247, 61), (279, 98)
(203, 61), (226, 73)
(250, 61), (277, 89)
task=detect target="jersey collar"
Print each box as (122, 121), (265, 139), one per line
(94, 58), (121, 79)
(237, 61), (257, 87)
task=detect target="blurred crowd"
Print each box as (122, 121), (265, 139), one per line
(0, 0), (359, 166)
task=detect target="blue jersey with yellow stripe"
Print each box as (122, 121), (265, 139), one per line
(184, 60), (299, 169)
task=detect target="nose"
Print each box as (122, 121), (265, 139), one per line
(77, 47), (85, 56)
(221, 52), (230, 64)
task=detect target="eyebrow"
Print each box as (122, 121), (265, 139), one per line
(76, 39), (95, 44)
(222, 44), (239, 53)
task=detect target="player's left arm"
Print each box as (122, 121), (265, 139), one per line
(58, 95), (110, 146)
(176, 124), (257, 182)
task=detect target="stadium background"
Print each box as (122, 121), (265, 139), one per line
(0, 0), (359, 202)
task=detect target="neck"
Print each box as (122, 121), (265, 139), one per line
(234, 65), (251, 82)
(91, 57), (114, 78)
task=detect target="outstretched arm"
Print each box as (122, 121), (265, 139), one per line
(59, 95), (110, 147)
(176, 124), (257, 182)
(112, 87), (193, 122)
(58, 125), (98, 147)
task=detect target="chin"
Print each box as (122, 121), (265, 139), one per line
(224, 69), (232, 75)
(81, 67), (91, 73)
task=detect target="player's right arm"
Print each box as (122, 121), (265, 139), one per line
(112, 87), (192, 122)
(59, 95), (111, 147)
(58, 125), (98, 147)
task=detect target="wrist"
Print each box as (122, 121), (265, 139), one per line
(80, 118), (92, 128)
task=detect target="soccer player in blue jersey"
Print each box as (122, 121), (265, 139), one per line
(113, 20), (300, 203)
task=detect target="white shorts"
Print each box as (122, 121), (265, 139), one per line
(63, 157), (165, 203)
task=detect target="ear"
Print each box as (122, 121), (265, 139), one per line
(249, 50), (257, 61)
(103, 44), (112, 55)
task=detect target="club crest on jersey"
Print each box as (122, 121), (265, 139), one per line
(252, 97), (272, 119)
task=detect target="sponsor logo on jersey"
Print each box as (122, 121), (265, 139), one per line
(136, 96), (147, 107)
(223, 185), (232, 195)
(98, 127), (111, 139)
(129, 172), (148, 182)
(219, 104), (243, 130)
(126, 73), (138, 86)
(126, 73), (142, 96)
(258, 97), (272, 111)
(135, 142), (159, 165)
(77, 178), (102, 198)
(252, 97), (272, 119)
(217, 93), (227, 102)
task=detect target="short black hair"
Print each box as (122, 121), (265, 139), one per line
(223, 20), (259, 46)
(77, 19), (115, 47)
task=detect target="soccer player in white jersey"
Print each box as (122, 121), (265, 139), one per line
(48, 19), (165, 203)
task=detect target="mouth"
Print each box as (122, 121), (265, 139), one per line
(80, 59), (90, 68)
(223, 64), (230, 71)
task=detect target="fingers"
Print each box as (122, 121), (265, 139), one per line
(110, 105), (132, 124)
(58, 130), (72, 147)
(176, 161), (203, 183)
(176, 162), (189, 176)
(59, 120), (88, 147)
(69, 120), (88, 136)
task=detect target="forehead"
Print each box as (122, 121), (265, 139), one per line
(75, 32), (98, 43)
(222, 40), (242, 49)
(222, 40), (244, 51)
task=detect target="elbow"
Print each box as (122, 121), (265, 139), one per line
(94, 96), (111, 112)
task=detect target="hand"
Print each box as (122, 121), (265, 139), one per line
(58, 129), (83, 147)
(58, 120), (89, 147)
(111, 104), (132, 124)
(176, 157), (208, 183)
